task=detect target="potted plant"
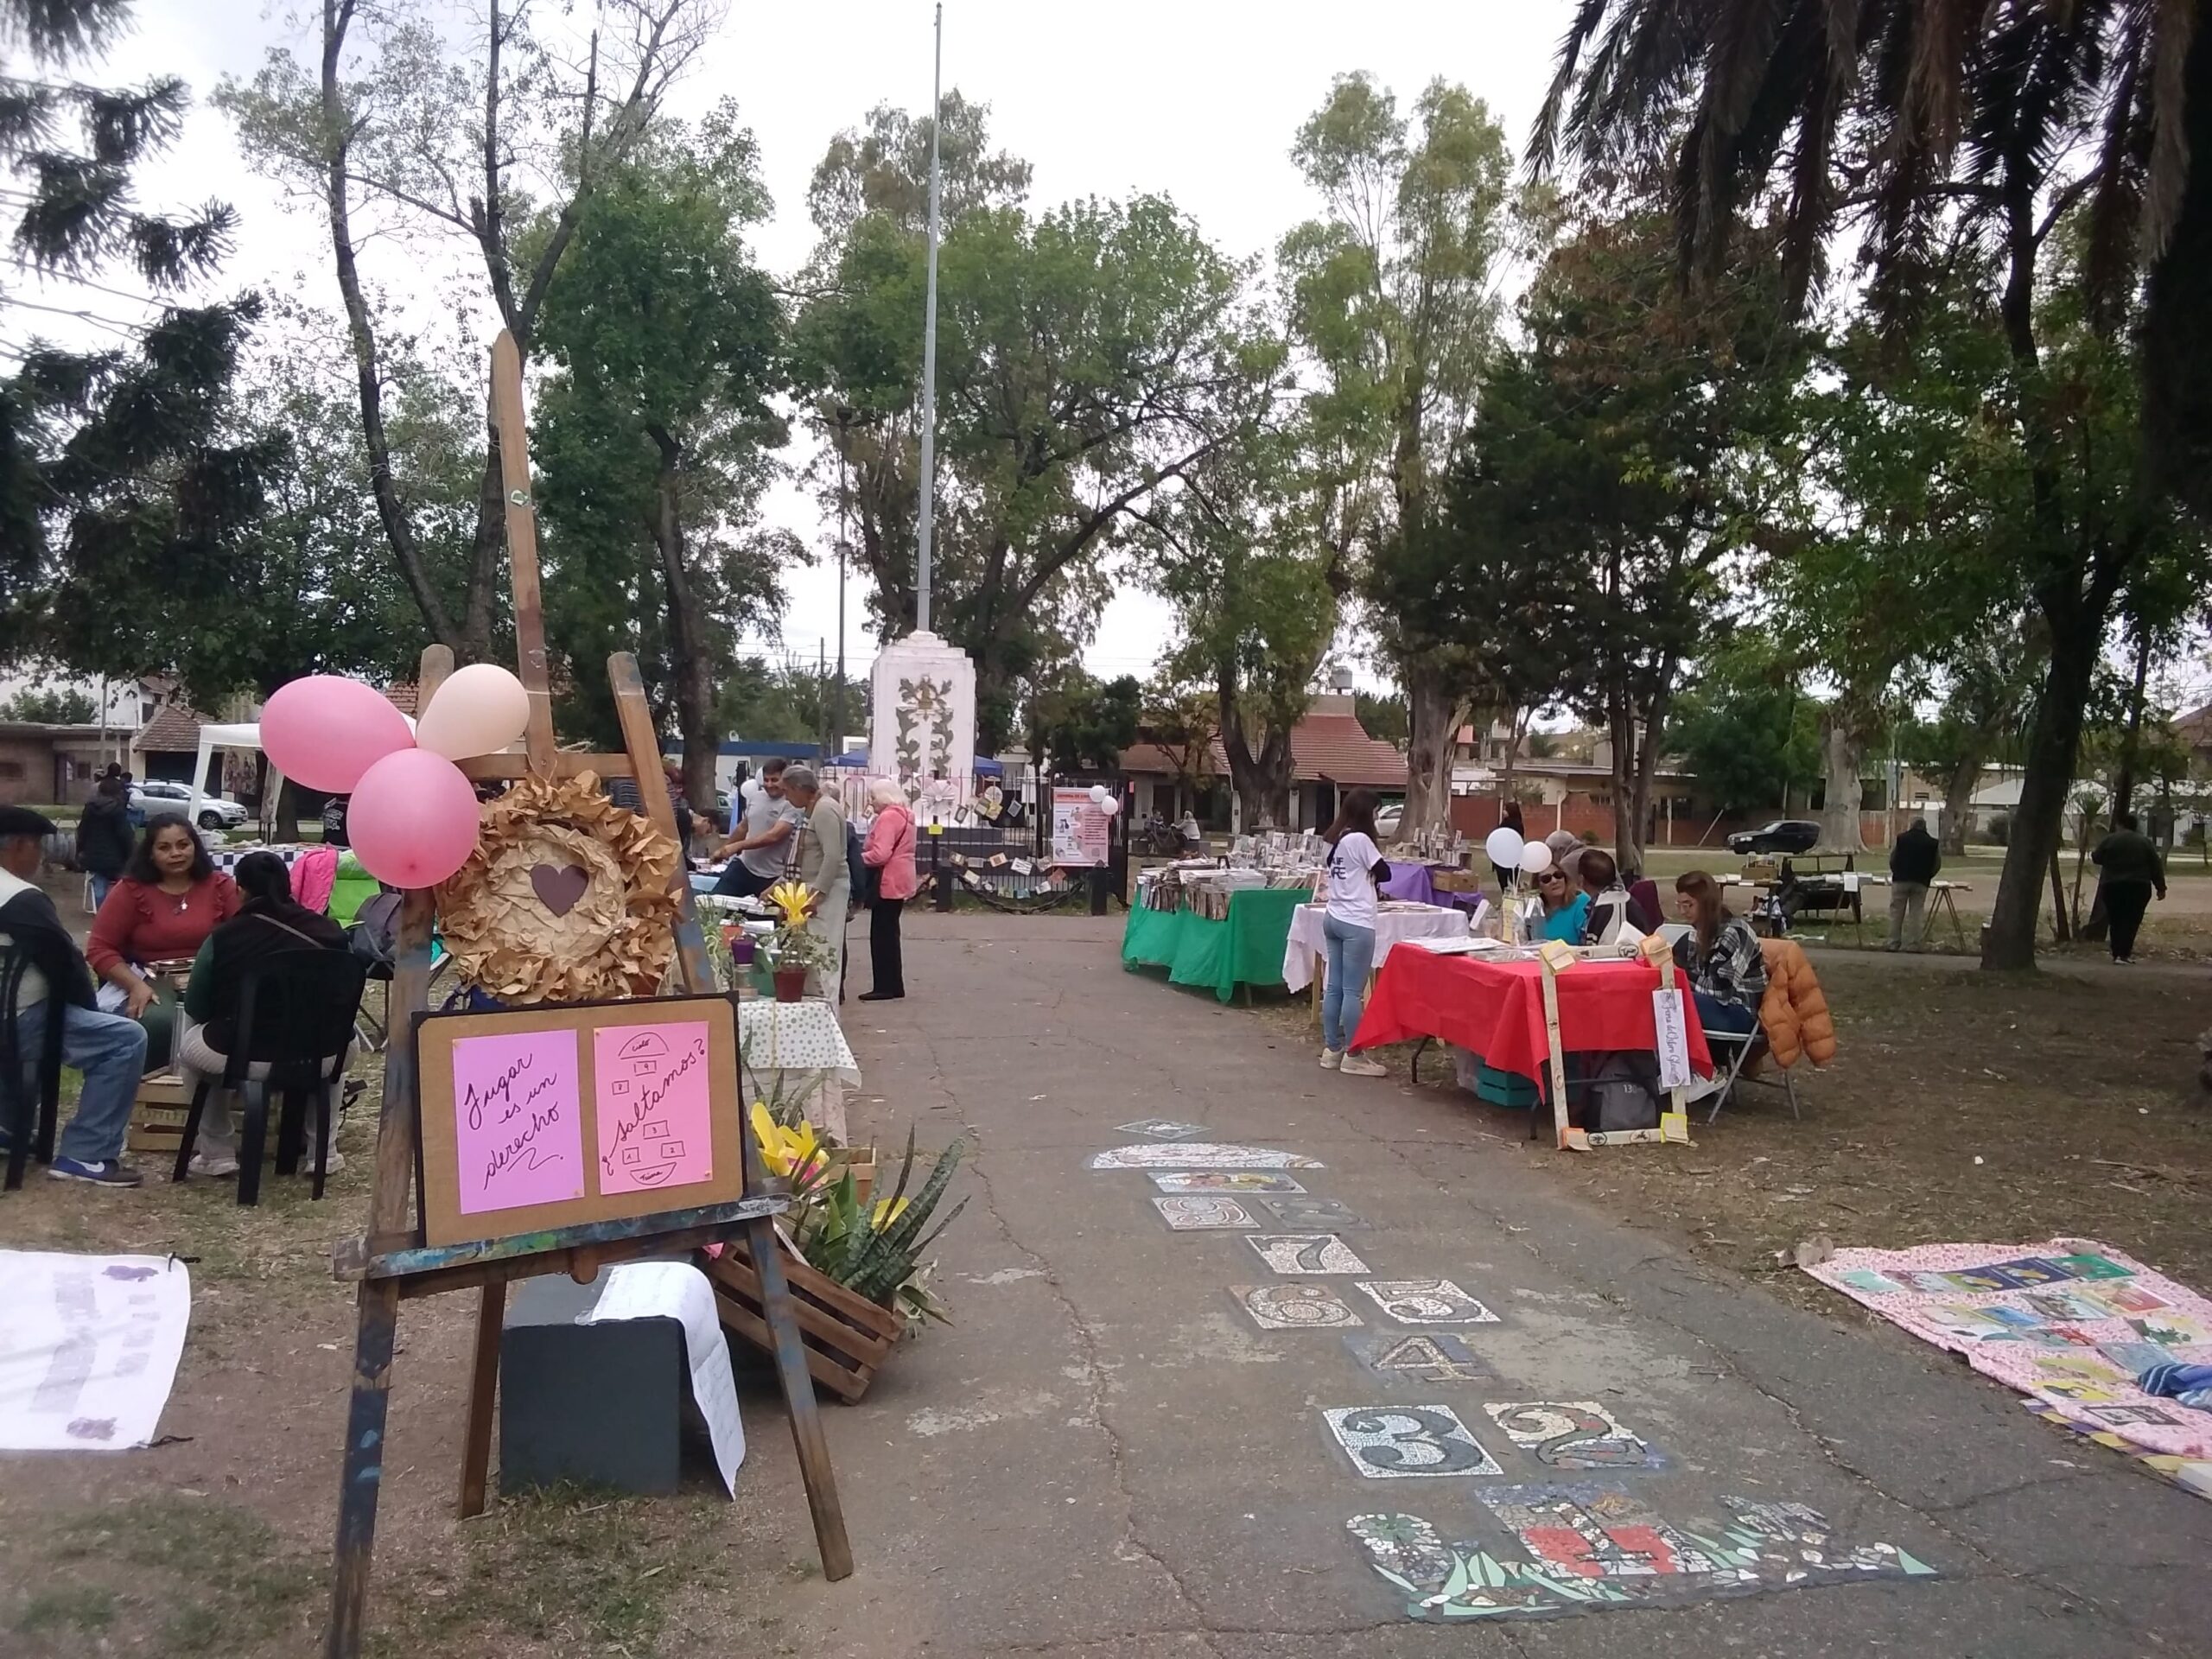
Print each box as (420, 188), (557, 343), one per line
(761, 879), (831, 1001)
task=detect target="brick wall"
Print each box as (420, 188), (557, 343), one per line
(0, 734), (49, 804)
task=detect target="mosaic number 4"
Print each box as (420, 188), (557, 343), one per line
(1323, 1406), (1502, 1479)
(1357, 1279), (1499, 1325)
(1150, 1171), (1306, 1194)
(1248, 1235), (1369, 1274)
(1258, 1195), (1367, 1230)
(1233, 1283), (1363, 1330)
(1344, 1332), (1494, 1385)
(1152, 1195), (1258, 1230)
(1088, 1144), (1324, 1171)
(1484, 1402), (1662, 1471)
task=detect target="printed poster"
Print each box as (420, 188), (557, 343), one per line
(0, 1252), (191, 1451)
(1051, 788), (1110, 868)
(594, 1020), (715, 1195)
(451, 1028), (586, 1215)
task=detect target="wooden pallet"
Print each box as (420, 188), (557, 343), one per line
(707, 1236), (901, 1404)
(124, 1073), (199, 1156)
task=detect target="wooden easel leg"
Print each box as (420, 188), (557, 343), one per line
(744, 1213), (852, 1580)
(326, 1279), (400, 1659)
(457, 1281), (505, 1517)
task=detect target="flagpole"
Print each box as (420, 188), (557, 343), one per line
(915, 2), (943, 636)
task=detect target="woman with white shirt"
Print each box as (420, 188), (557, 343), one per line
(1318, 787), (1391, 1077)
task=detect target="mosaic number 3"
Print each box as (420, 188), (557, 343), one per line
(1248, 1235), (1369, 1274)
(1356, 1279), (1499, 1325)
(1322, 1406), (1502, 1479)
(1152, 1195), (1258, 1230)
(1484, 1402), (1662, 1470)
(1233, 1283), (1363, 1330)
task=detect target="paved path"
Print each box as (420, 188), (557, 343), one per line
(733, 912), (2209, 1657)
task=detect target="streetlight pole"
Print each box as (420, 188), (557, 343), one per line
(831, 404), (855, 755)
(915, 2), (944, 636)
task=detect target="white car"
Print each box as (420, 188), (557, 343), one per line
(1374, 802), (1404, 839)
(130, 781), (250, 831)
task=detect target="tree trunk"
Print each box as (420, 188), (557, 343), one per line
(1628, 685), (1669, 875)
(1940, 753), (1980, 858)
(1402, 670), (1459, 835)
(1981, 610), (2098, 969)
(2111, 627), (2152, 818)
(1214, 668), (1292, 830)
(645, 429), (720, 814)
(1816, 713), (1865, 852)
(1607, 689), (1637, 874)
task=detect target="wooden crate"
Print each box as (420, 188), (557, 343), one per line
(823, 1147), (874, 1207)
(124, 1072), (198, 1157)
(707, 1236), (902, 1404)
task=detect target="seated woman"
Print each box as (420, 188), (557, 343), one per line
(1670, 871), (1768, 1037)
(176, 852), (351, 1178)
(1531, 865), (1590, 943)
(86, 813), (240, 1070)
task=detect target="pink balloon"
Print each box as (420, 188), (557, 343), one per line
(346, 749), (483, 889)
(262, 676), (415, 794)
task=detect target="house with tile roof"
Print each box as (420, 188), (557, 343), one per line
(1118, 691), (1408, 830)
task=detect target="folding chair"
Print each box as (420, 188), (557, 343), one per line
(1696, 1025), (1802, 1126)
(1, 944), (66, 1192)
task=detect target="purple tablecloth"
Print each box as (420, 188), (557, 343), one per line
(1382, 863), (1490, 916)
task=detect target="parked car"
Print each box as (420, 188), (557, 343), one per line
(1726, 818), (1821, 856)
(131, 780), (249, 831)
(1374, 802), (1405, 839)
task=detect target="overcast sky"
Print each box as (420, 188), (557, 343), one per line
(20, 0), (1582, 694)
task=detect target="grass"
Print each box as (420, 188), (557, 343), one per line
(11, 1586), (117, 1636)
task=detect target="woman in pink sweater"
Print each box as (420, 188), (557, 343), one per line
(860, 779), (918, 1001)
(86, 813), (241, 1069)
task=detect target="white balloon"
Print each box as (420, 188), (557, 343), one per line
(1484, 827), (1524, 868)
(1099, 795), (1122, 817)
(1088, 784), (1110, 806)
(1519, 841), (1554, 874)
(414, 663), (531, 760)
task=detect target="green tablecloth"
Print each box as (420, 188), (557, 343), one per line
(1121, 887), (1306, 1003)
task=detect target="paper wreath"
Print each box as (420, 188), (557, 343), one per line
(435, 771), (681, 1002)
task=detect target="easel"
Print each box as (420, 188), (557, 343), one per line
(323, 333), (850, 1659)
(1541, 937), (1693, 1153)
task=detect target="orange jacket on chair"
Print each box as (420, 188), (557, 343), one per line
(1757, 938), (1836, 1068)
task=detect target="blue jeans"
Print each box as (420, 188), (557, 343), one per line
(16, 1001), (149, 1164)
(89, 874), (115, 911)
(1692, 990), (1758, 1037)
(1322, 914), (1377, 1053)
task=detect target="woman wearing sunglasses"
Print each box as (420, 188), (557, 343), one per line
(1532, 863), (1590, 944)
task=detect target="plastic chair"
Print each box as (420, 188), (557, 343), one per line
(1, 943), (66, 1192)
(172, 948), (366, 1204)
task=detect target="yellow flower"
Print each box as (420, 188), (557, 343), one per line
(749, 1101), (821, 1181)
(764, 879), (816, 928)
(871, 1196), (910, 1230)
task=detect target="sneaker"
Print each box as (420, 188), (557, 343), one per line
(1338, 1054), (1387, 1078)
(188, 1150), (243, 1178)
(48, 1157), (143, 1187)
(1319, 1048), (1343, 1070)
(309, 1149), (346, 1176)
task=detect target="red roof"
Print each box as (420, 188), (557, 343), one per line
(1118, 708), (1407, 789)
(133, 702), (209, 755)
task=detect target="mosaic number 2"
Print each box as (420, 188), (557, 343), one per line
(1484, 1402), (1662, 1471)
(1150, 1172), (1306, 1195)
(1152, 1195), (1258, 1230)
(1248, 1235), (1369, 1274)
(1356, 1279), (1499, 1325)
(1258, 1195), (1367, 1230)
(1348, 1491), (1935, 1621)
(1322, 1406), (1502, 1479)
(1233, 1283), (1363, 1330)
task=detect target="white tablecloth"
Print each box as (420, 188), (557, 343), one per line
(737, 998), (860, 1144)
(1281, 902), (1470, 994)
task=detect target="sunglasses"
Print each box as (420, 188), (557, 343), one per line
(1538, 872), (1567, 885)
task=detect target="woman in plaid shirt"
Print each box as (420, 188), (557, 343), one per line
(1671, 872), (1766, 1036)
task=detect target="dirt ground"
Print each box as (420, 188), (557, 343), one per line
(1266, 952), (2212, 1313)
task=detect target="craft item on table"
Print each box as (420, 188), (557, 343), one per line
(437, 770), (680, 1004)
(0, 1251), (192, 1451)
(1803, 1238), (2212, 1490)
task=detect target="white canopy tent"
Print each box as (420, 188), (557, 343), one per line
(186, 722), (285, 838)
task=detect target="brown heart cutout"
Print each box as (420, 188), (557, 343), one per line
(530, 861), (590, 917)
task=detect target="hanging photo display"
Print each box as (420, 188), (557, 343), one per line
(413, 994), (746, 1247)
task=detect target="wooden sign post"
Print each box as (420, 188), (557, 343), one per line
(1544, 938), (1694, 1154)
(322, 334), (849, 1659)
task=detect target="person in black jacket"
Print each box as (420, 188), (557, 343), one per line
(2092, 811), (2167, 963)
(175, 851), (353, 1177)
(0, 806), (149, 1185)
(1886, 820), (1942, 951)
(75, 777), (134, 908)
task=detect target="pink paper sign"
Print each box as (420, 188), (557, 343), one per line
(594, 1021), (714, 1195)
(452, 1028), (586, 1214)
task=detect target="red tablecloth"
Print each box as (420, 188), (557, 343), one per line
(1350, 944), (1713, 1082)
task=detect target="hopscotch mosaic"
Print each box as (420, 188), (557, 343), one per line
(1349, 1489), (1935, 1621)
(1323, 1406), (1503, 1479)
(1259, 1195), (1367, 1230)
(1484, 1402), (1663, 1471)
(1357, 1279), (1499, 1325)
(1345, 1332), (1494, 1386)
(1153, 1195), (1259, 1230)
(1115, 1119), (1210, 1141)
(1087, 1145), (1324, 1171)
(1233, 1284), (1363, 1330)
(1248, 1235), (1369, 1274)
(1150, 1172), (1307, 1195)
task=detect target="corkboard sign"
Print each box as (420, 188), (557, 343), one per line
(412, 995), (745, 1248)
